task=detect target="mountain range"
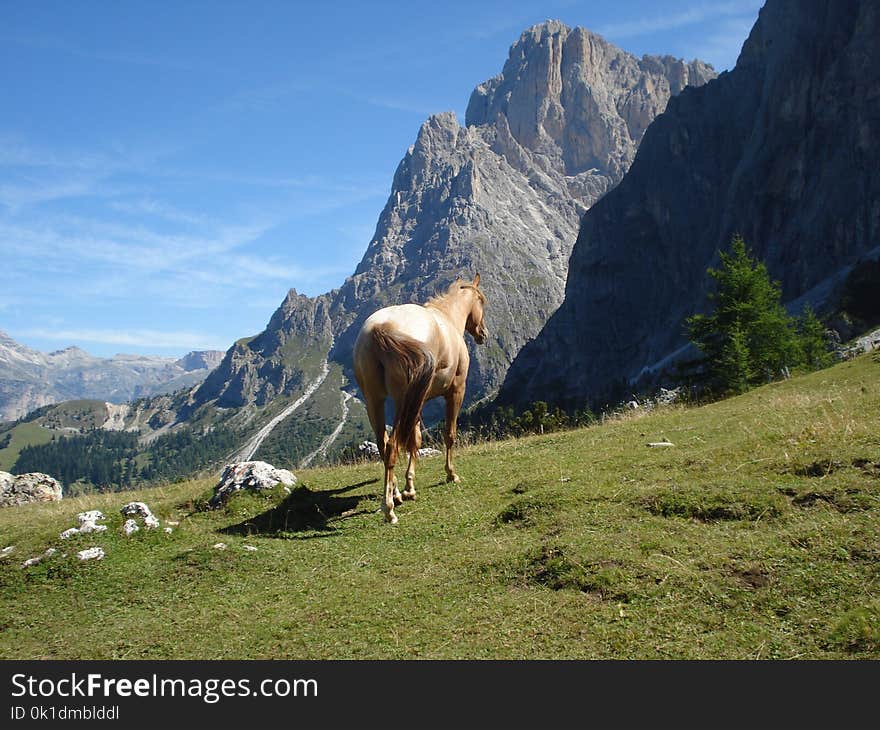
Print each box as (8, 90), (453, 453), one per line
(12, 1), (876, 484)
(188, 21), (715, 435)
(0, 330), (223, 422)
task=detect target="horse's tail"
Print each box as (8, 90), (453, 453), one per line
(371, 325), (435, 456)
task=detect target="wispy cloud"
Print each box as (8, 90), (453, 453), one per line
(3, 29), (200, 73)
(0, 178), (101, 212)
(19, 327), (227, 351)
(0, 218), (272, 274)
(689, 16), (758, 70)
(596, 0), (762, 40)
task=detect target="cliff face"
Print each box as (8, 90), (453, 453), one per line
(195, 291), (333, 408)
(500, 0), (880, 408)
(195, 21), (715, 420)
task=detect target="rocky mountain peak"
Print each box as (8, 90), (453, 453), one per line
(499, 0), (879, 409)
(466, 20), (716, 183)
(175, 350), (224, 373)
(184, 22), (717, 427)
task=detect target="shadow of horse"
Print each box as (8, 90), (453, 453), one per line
(219, 479), (379, 537)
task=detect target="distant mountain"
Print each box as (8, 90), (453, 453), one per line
(499, 0), (880, 409)
(0, 331), (223, 421)
(189, 21), (714, 431)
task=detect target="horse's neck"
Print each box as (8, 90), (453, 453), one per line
(427, 295), (469, 333)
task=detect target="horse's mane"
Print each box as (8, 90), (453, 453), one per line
(425, 281), (486, 312)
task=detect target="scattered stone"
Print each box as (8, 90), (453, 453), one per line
(21, 547), (57, 568)
(77, 510), (105, 525)
(657, 387), (682, 406)
(166, 520), (180, 526)
(213, 542), (227, 550)
(122, 519), (139, 536)
(0, 472), (63, 508)
(417, 447), (441, 457)
(79, 522), (107, 534)
(121, 501), (160, 529)
(59, 508), (107, 538)
(76, 547), (105, 562)
(358, 441), (380, 458)
(164, 527), (173, 534)
(647, 441), (675, 447)
(1, 545), (14, 557)
(210, 461), (297, 507)
(242, 544), (258, 552)
(120, 502), (154, 520)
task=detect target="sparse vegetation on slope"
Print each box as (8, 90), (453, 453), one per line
(0, 354), (877, 659)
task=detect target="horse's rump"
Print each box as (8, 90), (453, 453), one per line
(370, 324), (435, 455)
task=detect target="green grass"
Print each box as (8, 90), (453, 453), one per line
(0, 421), (57, 471)
(0, 354), (878, 659)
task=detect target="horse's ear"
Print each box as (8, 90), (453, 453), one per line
(473, 273), (480, 287)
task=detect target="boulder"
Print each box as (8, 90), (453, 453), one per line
(0, 472), (63, 508)
(120, 502), (160, 529)
(358, 441), (380, 458)
(209, 461), (297, 507)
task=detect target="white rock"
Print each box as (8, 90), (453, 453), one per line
(242, 544), (258, 552)
(21, 547), (57, 568)
(166, 520), (179, 526)
(77, 510), (105, 526)
(76, 547), (105, 561)
(144, 515), (160, 529)
(164, 527), (173, 534)
(120, 501), (155, 520)
(0, 472), (63, 508)
(122, 519), (139, 536)
(358, 441), (380, 458)
(210, 461), (297, 507)
(78, 521), (107, 534)
(1, 545), (14, 556)
(60, 527), (80, 539)
(213, 542), (227, 550)
(417, 447), (441, 457)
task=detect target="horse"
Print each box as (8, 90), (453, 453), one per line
(353, 274), (488, 524)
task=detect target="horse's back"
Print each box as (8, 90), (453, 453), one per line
(360, 304), (437, 345)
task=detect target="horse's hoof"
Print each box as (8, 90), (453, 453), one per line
(393, 493), (403, 506)
(386, 513), (398, 525)
(402, 490), (416, 501)
(446, 473), (461, 484)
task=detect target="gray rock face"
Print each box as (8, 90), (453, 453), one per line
(501, 0), (880, 408)
(0, 330), (223, 421)
(0, 471), (63, 507)
(190, 21), (714, 421)
(195, 291), (333, 408)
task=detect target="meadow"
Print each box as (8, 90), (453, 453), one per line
(1, 354), (878, 659)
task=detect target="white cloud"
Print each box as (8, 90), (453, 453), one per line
(689, 16), (757, 70)
(18, 327), (227, 351)
(596, 0), (762, 40)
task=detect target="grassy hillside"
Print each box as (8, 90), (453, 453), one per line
(1, 354), (877, 659)
(0, 400), (109, 471)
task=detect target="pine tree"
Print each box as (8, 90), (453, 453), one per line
(797, 305), (834, 370)
(687, 235), (802, 395)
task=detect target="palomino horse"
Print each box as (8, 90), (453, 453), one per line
(353, 274), (488, 524)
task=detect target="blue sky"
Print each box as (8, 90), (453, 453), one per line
(1, 0), (763, 358)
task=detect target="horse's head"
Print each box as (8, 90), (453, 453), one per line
(461, 273), (488, 345)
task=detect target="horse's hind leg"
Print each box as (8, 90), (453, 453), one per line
(402, 425), (421, 500)
(382, 434), (400, 524)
